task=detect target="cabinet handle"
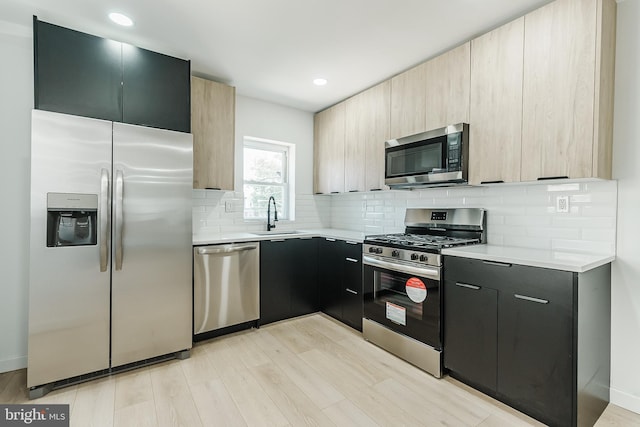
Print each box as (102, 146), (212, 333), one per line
(345, 241), (359, 245)
(345, 257), (358, 263)
(345, 288), (358, 295)
(325, 238), (336, 242)
(455, 282), (480, 290)
(348, 190), (359, 192)
(482, 260), (512, 268)
(480, 180), (504, 184)
(537, 176), (569, 181)
(197, 244), (258, 255)
(270, 239), (286, 242)
(514, 294), (549, 304)
(369, 188), (382, 191)
(205, 187), (221, 190)
(331, 191), (340, 194)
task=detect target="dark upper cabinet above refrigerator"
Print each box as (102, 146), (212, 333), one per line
(122, 44), (190, 133)
(34, 20), (123, 122)
(33, 18), (190, 133)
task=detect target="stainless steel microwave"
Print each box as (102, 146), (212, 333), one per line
(385, 123), (469, 188)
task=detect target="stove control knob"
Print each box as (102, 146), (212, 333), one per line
(391, 250), (400, 258)
(368, 247), (376, 253)
(411, 253), (419, 261)
(419, 254), (428, 262)
(376, 248), (383, 254)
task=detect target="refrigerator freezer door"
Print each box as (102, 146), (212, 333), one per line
(28, 110), (112, 388)
(111, 122), (193, 367)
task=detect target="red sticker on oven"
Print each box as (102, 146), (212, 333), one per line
(406, 277), (427, 303)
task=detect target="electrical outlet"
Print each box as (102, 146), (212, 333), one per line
(225, 201), (233, 213)
(556, 196), (569, 213)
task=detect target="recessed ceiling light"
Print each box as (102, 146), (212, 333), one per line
(109, 12), (134, 27)
(313, 78), (328, 86)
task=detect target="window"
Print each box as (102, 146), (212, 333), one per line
(243, 137), (294, 220)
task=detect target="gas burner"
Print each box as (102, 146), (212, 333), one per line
(365, 233), (479, 249)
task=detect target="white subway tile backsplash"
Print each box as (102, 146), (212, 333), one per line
(503, 235), (551, 250)
(581, 205), (617, 217)
(489, 224), (528, 237)
(581, 228), (616, 242)
(193, 181), (616, 256)
(525, 227), (581, 239)
(551, 239), (615, 255)
(505, 216), (552, 227)
(552, 216), (615, 228)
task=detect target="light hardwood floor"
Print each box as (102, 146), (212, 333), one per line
(1, 314), (639, 426)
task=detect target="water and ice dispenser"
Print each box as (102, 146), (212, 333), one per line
(46, 193), (98, 247)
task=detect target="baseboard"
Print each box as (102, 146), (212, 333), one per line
(611, 387), (640, 415)
(0, 355), (27, 374)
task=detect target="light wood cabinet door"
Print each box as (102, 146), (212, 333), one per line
(345, 81), (391, 192)
(424, 42), (471, 130)
(521, 0), (597, 181)
(390, 62), (427, 140)
(191, 76), (235, 190)
(469, 18), (524, 185)
(314, 103), (345, 194)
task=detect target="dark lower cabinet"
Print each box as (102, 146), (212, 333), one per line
(444, 282), (497, 394)
(318, 238), (363, 331)
(289, 239), (320, 318)
(498, 276), (574, 426)
(318, 239), (343, 321)
(444, 256), (611, 427)
(34, 18), (190, 133)
(260, 238), (318, 325)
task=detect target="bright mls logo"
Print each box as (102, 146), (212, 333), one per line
(0, 405), (69, 427)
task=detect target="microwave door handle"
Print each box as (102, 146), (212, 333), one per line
(99, 168), (110, 272)
(114, 169), (124, 271)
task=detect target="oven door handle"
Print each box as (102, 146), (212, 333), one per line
(363, 255), (440, 280)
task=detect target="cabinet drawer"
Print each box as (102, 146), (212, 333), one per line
(444, 256), (575, 308)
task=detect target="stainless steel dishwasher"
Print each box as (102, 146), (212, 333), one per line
(193, 243), (260, 335)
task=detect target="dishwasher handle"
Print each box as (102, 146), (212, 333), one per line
(197, 244), (258, 255)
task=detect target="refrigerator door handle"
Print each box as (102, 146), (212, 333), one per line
(115, 169), (124, 271)
(99, 168), (110, 272)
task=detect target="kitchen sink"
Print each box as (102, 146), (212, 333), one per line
(250, 230), (304, 236)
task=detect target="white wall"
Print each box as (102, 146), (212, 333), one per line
(234, 95), (314, 194)
(192, 95), (330, 235)
(0, 20), (32, 372)
(610, 0), (640, 414)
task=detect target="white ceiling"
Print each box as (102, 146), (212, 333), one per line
(0, 0), (552, 112)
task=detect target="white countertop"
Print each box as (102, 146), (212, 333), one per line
(441, 244), (614, 273)
(193, 228), (366, 246)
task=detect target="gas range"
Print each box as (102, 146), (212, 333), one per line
(363, 208), (486, 267)
(362, 207), (486, 378)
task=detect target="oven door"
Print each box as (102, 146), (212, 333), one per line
(363, 255), (441, 349)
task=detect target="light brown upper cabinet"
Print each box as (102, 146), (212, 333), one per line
(191, 76), (236, 190)
(345, 81), (391, 192)
(468, 18), (525, 185)
(314, 103), (346, 194)
(521, 0), (616, 181)
(390, 62), (427, 140)
(424, 42), (471, 131)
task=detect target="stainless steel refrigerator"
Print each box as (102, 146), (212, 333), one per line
(27, 109), (193, 395)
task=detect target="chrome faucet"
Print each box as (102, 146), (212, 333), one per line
(267, 196), (278, 231)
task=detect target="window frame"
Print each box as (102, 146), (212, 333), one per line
(242, 136), (295, 221)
